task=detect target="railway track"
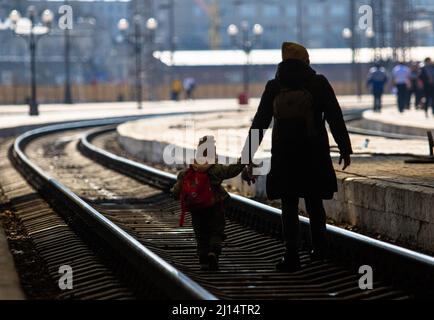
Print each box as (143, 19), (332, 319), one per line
(8, 116), (434, 300)
(0, 138), (134, 299)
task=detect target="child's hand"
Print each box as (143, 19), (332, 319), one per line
(241, 164), (257, 186)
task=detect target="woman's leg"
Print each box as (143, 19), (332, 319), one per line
(191, 212), (210, 265)
(304, 197), (328, 256)
(280, 196), (300, 259)
(208, 204), (226, 256)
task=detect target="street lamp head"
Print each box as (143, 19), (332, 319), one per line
(342, 28), (352, 39)
(27, 5), (37, 18)
(365, 27), (375, 38)
(146, 17), (158, 30)
(41, 9), (54, 26)
(32, 25), (50, 36)
(252, 23), (263, 36)
(9, 10), (21, 24)
(15, 18), (32, 35)
(118, 18), (129, 31)
(227, 24), (239, 36)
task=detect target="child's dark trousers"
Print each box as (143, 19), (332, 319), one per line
(191, 203), (225, 262)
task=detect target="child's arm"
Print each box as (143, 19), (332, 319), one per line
(171, 170), (186, 200)
(210, 159), (245, 181)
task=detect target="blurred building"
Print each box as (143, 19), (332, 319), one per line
(153, 0), (434, 50)
(1, 0), (434, 103)
(0, 0), (129, 86)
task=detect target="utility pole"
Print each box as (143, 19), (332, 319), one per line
(349, 0), (362, 99)
(391, 0), (411, 62)
(209, 0), (221, 49)
(169, 0), (175, 83)
(134, 17), (143, 109)
(371, 0), (386, 61)
(29, 18), (38, 115)
(64, 25), (73, 104)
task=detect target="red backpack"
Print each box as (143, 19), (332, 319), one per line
(179, 166), (217, 226)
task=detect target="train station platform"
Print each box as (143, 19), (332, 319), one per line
(116, 107), (434, 253)
(362, 108), (434, 137)
(0, 99), (247, 136)
(0, 215), (24, 299)
(0, 94), (393, 133)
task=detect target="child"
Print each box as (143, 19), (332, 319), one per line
(171, 136), (245, 271)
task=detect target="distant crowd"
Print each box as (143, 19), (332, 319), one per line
(367, 57), (434, 117)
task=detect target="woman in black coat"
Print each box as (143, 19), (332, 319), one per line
(242, 42), (352, 272)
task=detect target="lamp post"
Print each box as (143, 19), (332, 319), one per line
(9, 6), (53, 116)
(118, 16), (158, 109)
(365, 27), (377, 62)
(227, 20), (263, 104)
(342, 27), (358, 98)
(64, 24), (72, 104)
(342, 25), (376, 100)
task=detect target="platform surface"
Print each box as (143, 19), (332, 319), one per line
(364, 108), (434, 129)
(362, 108), (434, 137)
(0, 94), (394, 130)
(0, 99), (245, 131)
(0, 218), (24, 300)
(119, 106), (431, 159)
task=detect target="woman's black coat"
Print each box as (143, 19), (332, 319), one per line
(245, 59), (353, 200)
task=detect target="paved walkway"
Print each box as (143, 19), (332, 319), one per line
(118, 108), (432, 159)
(364, 108), (434, 129)
(0, 94), (395, 130)
(0, 99), (242, 130)
(362, 107), (434, 137)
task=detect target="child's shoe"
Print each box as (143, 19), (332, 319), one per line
(208, 252), (219, 271)
(200, 263), (209, 271)
(199, 254), (209, 271)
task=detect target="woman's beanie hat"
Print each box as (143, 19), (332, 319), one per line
(281, 42), (310, 65)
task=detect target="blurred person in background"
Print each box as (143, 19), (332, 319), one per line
(171, 79), (183, 101)
(183, 77), (197, 100)
(367, 63), (388, 113)
(392, 62), (411, 113)
(419, 57), (434, 117)
(407, 62), (423, 110)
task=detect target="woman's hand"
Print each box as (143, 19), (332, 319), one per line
(339, 154), (351, 171)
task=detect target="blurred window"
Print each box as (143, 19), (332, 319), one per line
(309, 5), (323, 17)
(309, 24), (323, 36)
(193, 6), (203, 17)
(263, 5), (279, 17)
(330, 5), (346, 16)
(240, 4), (255, 17)
(286, 6), (296, 16)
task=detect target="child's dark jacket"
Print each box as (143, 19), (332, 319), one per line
(171, 161), (245, 203)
